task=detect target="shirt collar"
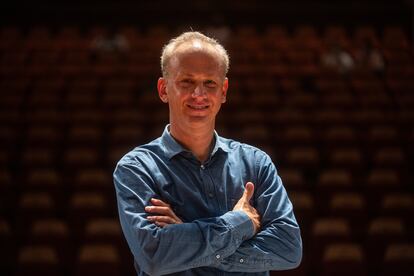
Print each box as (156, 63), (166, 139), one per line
(160, 124), (231, 160)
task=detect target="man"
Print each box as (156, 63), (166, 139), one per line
(113, 31), (302, 275)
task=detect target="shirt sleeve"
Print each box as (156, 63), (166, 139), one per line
(113, 159), (256, 276)
(214, 152), (303, 272)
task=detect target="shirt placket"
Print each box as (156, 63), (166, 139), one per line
(199, 162), (225, 214)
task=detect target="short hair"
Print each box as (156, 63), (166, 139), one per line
(160, 31), (229, 77)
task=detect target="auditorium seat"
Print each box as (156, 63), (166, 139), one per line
(327, 147), (364, 173)
(83, 218), (122, 245)
(329, 192), (367, 236)
(284, 92), (317, 109)
(25, 26), (53, 51)
(380, 194), (414, 223)
(278, 168), (306, 191)
(292, 25), (321, 51)
(312, 109), (348, 127)
(66, 108), (104, 125)
(285, 147), (320, 172)
(68, 192), (111, 236)
(67, 125), (103, 147)
(320, 243), (367, 276)
(278, 126), (315, 147)
(239, 125), (270, 148)
(353, 26), (380, 48)
(372, 146), (406, 169)
(383, 26), (410, 51)
(323, 25), (350, 48)
(108, 125), (146, 148)
(25, 125), (63, 148)
(271, 109), (307, 127)
(27, 77), (66, 108)
(63, 147), (100, 171)
(107, 146), (135, 169)
(381, 243), (414, 276)
(21, 148), (57, 169)
(351, 111), (391, 129)
(320, 92), (355, 109)
(0, 86), (25, 111)
(73, 169), (113, 201)
(102, 86), (136, 110)
(310, 218), (352, 271)
(82, 218), (134, 274)
(0, 110), (22, 127)
(54, 26), (85, 50)
(16, 245), (61, 276)
(321, 126), (359, 147)
(364, 125), (401, 148)
(0, 219), (15, 275)
(288, 191), (314, 238)
(27, 219), (72, 268)
(263, 25), (290, 51)
(316, 170), (354, 207)
(364, 169), (403, 205)
(25, 169), (63, 201)
(0, 170), (13, 216)
(75, 243), (121, 276)
(17, 192), (57, 231)
(366, 217), (407, 275)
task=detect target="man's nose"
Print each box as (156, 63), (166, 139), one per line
(192, 85), (206, 97)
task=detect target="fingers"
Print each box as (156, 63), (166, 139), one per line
(150, 198), (170, 207)
(147, 215), (177, 225)
(145, 205), (174, 217)
(145, 198), (173, 216)
(145, 198), (183, 227)
(243, 182), (255, 202)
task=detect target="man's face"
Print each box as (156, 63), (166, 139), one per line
(158, 46), (228, 128)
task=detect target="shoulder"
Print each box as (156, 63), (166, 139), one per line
(223, 136), (270, 157)
(116, 137), (165, 167)
(219, 136), (272, 166)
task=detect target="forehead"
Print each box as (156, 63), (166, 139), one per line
(168, 43), (223, 77)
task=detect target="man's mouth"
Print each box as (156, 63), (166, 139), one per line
(187, 104), (209, 110)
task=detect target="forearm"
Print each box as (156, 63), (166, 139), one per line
(119, 207), (255, 275)
(213, 224), (302, 272)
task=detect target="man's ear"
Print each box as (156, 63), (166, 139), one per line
(157, 77), (168, 103)
(221, 78), (229, 103)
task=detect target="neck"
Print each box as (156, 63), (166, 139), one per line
(169, 121), (215, 164)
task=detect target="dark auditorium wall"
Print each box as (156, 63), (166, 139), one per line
(1, 0), (412, 33)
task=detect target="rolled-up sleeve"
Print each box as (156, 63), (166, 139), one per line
(114, 160), (256, 276)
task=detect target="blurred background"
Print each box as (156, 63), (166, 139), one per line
(0, 0), (413, 275)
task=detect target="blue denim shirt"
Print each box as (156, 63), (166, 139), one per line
(113, 125), (302, 275)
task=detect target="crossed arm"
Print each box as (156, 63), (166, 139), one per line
(114, 157), (302, 275)
(146, 181), (260, 232)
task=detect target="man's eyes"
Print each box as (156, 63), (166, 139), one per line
(204, 80), (217, 88)
(179, 79), (217, 88)
(181, 79), (194, 85)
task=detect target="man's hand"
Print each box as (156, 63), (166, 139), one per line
(145, 198), (183, 227)
(233, 182), (261, 234)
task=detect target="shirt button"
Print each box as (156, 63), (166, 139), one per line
(200, 165), (205, 170)
(239, 258), (244, 263)
(216, 254), (220, 259)
(208, 193), (214, 198)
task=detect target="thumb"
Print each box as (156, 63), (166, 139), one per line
(243, 182), (255, 202)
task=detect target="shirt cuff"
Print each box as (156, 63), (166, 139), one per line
(221, 210), (255, 242)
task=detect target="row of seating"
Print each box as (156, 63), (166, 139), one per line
(2, 215), (413, 276)
(0, 25), (409, 50)
(1, 24), (413, 275)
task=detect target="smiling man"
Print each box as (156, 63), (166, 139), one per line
(113, 31), (302, 276)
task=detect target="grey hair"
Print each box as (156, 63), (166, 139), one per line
(160, 31), (229, 77)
